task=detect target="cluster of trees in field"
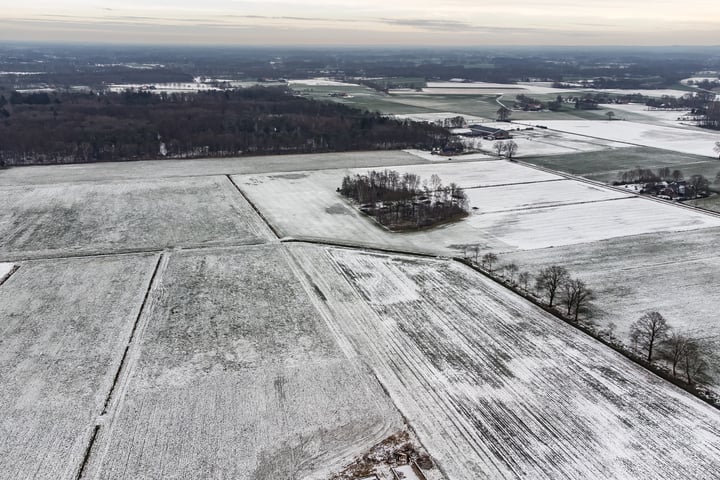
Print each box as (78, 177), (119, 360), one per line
(614, 167), (713, 199)
(629, 311), (713, 385)
(338, 170), (469, 230)
(645, 92), (715, 110)
(0, 87), (449, 166)
(514, 94), (545, 111)
(686, 79), (720, 90)
(698, 101), (720, 131)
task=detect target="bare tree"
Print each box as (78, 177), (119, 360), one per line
(518, 271), (531, 293)
(470, 244), (482, 264)
(535, 266), (569, 307)
(605, 111), (615, 121)
(502, 140), (519, 160)
(687, 174), (709, 197)
(629, 311), (670, 363)
(505, 263), (519, 283)
(657, 166), (671, 181)
(662, 331), (688, 379)
(496, 106), (511, 121)
(493, 141), (505, 157)
(561, 278), (594, 321)
(683, 338), (711, 385)
(714, 141), (720, 160)
(671, 169), (684, 182)
(481, 252), (498, 272)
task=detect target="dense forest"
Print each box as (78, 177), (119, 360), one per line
(0, 87), (448, 166)
(339, 169), (469, 230)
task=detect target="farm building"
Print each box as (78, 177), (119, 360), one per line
(467, 125), (511, 140)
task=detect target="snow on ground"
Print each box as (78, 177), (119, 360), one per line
(0, 150), (423, 186)
(590, 88), (694, 98)
(0, 262), (14, 282)
(500, 227), (720, 342)
(392, 112), (489, 124)
(465, 181), (631, 214)
(403, 149), (495, 162)
(291, 245), (720, 480)
(0, 176), (274, 260)
(235, 161), (720, 254)
(0, 254), (157, 480)
(288, 78), (360, 87)
(391, 82), (694, 98)
(84, 245), (403, 480)
(480, 196), (720, 250)
(493, 127), (631, 157)
(534, 120), (720, 157)
(605, 103), (699, 127)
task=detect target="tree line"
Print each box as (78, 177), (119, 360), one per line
(463, 250), (595, 323)
(462, 247), (718, 397)
(0, 87), (449, 166)
(338, 170), (469, 230)
(629, 311), (712, 385)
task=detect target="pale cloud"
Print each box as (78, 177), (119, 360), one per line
(0, 0), (718, 45)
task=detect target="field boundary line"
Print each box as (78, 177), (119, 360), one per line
(74, 425), (100, 480)
(510, 120), (643, 148)
(77, 252), (169, 479)
(0, 150), (429, 187)
(283, 245), (455, 480)
(100, 253), (164, 415)
(280, 237), (444, 260)
(476, 195), (635, 215)
(225, 174), (282, 239)
(452, 256), (720, 411)
(1, 239), (272, 263)
(462, 178), (565, 190)
(516, 158), (720, 220)
(0, 264), (20, 287)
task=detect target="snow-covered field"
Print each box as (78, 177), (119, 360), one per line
(288, 78), (361, 87)
(235, 162), (720, 254)
(535, 120), (720, 157)
(0, 150), (423, 186)
(464, 181), (630, 214)
(0, 262), (14, 282)
(499, 227), (720, 341)
(392, 112), (489, 124)
(404, 149), (496, 162)
(0, 176), (274, 259)
(489, 125), (631, 157)
(84, 245), (403, 479)
(605, 104), (699, 127)
(291, 245), (720, 480)
(0, 254), (157, 480)
(480, 196), (720, 250)
(390, 82), (694, 98)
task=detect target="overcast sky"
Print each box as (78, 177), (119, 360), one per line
(2, 0), (719, 46)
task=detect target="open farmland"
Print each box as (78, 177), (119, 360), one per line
(498, 227), (720, 341)
(532, 120), (720, 158)
(235, 161), (720, 254)
(0, 150), (424, 186)
(0, 176), (273, 259)
(83, 244), (403, 480)
(290, 244), (720, 480)
(523, 147), (720, 184)
(0, 254), (156, 480)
